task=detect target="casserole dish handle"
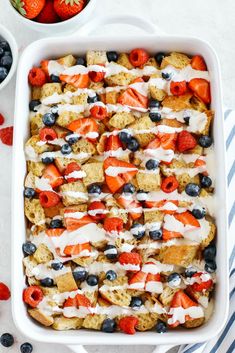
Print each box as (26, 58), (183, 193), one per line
(67, 344), (176, 353)
(74, 15), (164, 36)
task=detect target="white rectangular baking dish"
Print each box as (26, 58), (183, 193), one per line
(11, 15), (229, 352)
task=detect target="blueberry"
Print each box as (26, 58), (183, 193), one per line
(0, 333), (14, 347)
(101, 318), (116, 333)
(0, 66), (8, 82)
(51, 261), (63, 271)
(185, 183), (201, 197)
(149, 112), (162, 122)
(204, 244), (216, 261)
(40, 278), (54, 287)
(87, 94), (100, 104)
(119, 131), (132, 144)
(123, 183), (136, 194)
(42, 112), (56, 127)
(149, 99), (160, 109)
(29, 99), (41, 112)
(155, 52), (165, 65)
(191, 208), (206, 219)
(200, 175), (212, 188)
(61, 143), (72, 155)
(131, 223), (145, 240)
(87, 184), (102, 195)
(136, 190), (148, 201)
(162, 72), (172, 80)
(73, 267), (88, 281)
(22, 242), (37, 256)
(130, 296), (143, 310)
(149, 229), (162, 240)
(146, 159), (159, 170)
(0, 48), (4, 57)
(185, 267), (197, 278)
(198, 135), (213, 148)
(0, 41), (10, 51)
(106, 270), (117, 281)
(0, 55), (12, 69)
(4, 51), (12, 57)
(41, 157), (54, 164)
(50, 74), (61, 83)
(65, 133), (79, 145)
(104, 244), (118, 259)
(205, 260), (217, 273)
(20, 342), (33, 353)
(126, 137), (140, 152)
(156, 321), (167, 333)
(167, 272), (181, 287)
(183, 116), (190, 125)
(86, 274), (98, 286)
(24, 187), (36, 199)
(50, 219), (63, 228)
(76, 57), (86, 66)
(107, 51), (119, 62)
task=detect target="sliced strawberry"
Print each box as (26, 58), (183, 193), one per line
(90, 105), (107, 120)
(174, 211), (200, 227)
(188, 78), (211, 104)
(39, 191), (61, 208)
(131, 77), (145, 83)
(104, 157), (138, 193)
(40, 60), (49, 76)
(63, 242), (91, 256)
(39, 127), (57, 142)
(129, 48), (149, 67)
(89, 70), (105, 83)
(177, 131), (197, 153)
(105, 135), (122, 152)
(76, 293), (91, 307)
(117, 196), (142, 220)
(191, 55), (207, 71)
(191, 272), (213, 292)
(119, 252), (142, 267)
(103, 217), (123, 233)
(67, 118), (98, 140)
(23, 286), (43, 308)
(162, 229), (183, 241)
(88, 201), (106, 220)
(63, 297), (77, 308)
(119, 316), (139, 335)
(0, 282), (11, 300)
(46, 228), (65, 237)
(158, 132), (177, 151)
(145, 200), (179, 215)
(169, 290), (199, 327)
(170, 81), (187, 96)
(128, 271), (147, 288)
(60, 73), (89, 88)
(194, 158), (208, 176)
(146, 136), (161, 149)
(64, 212), (94, 232)
(42, 164), (64, 188)
(118, 88), (148, 109)
(64, 162), (82, 183)
(161, 176), (179, 193)
(146, 273), (161, 282)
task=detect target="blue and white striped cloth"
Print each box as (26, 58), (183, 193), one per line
(177, 109), (235, 353)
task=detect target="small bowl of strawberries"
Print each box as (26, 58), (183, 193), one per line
(8, 0), (96, 34)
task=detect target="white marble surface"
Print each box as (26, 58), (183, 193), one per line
(0, 0), (234, 352)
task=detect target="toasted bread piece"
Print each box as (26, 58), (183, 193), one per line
(25, 172), (36, 189)
(162, 93), (192, 112)
(57, 54), (76, 67)
(109, 112), (135, 129)
(28, 308), (54, 327)
(23, 255), (38, 277)
(100, 276), (131, 306)
(71, 93), (88, 105)
(27, 161), (45, 177)
(72, 138), (96, 158)
(41, 83), (62, 100)
(159, 286), (178, 306)
(106, 91), (119, 104)
(105, 72), (136, 86)
(52, 316), (83, 330)
(55, 271), (78, 293)
(86, 51), (108, 65)
(160, 52), (191, 69)
(31, 86), (42, 100)
(183, 316), (205, 328)
(82, 314), (106, 330)
(30, 114), (43, 135)
(144, 209), (164, 223)
(81, 162), (104, 186)
(136, 313), (158, 331)
(129, 115), (155, 147)
(24, 198), (45, 225)
(117, 52), (134, 69)
(159, 245), (199, 267)
(25, 135), (53, 155)
(57, 112), (82, 128)
(201, 221), (216, 248)
(60, 181), (87, 206)
(33, 244), (53, 264)
(136, 170), (161, 192)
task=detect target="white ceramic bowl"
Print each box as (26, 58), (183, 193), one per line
(7, 0), (97, 35)
(0, 24), (18, 91)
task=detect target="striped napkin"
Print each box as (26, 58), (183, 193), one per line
(176, 108), (235, 353)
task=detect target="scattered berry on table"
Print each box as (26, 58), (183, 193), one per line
(0, 113), (5, 125)
(54, 0), (86, 21)
(0, 333), (14, 347)
(0, 126), (13, 145)
(36, 0), (59, 23)
(0, 282), (11, 300)
(20, 342), (33, 353)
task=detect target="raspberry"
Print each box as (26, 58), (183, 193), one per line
(39, 191), (60, 208)
(28, 67), (47, 87)
(23, 286), (43, 308)
(0, 113), (5, 125)
(177, 131), (197, 153)
(0, 282), (11, 300)
(118, 316), (139, 334)
(0, 126), (13, 146)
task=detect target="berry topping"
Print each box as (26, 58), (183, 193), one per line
(130, 223), (145, 240)
(0, 126), (13, 146)
(188, 78), (211, 104)
(156, 321), (167, 333)
(0, 333), (14, 347)
(89, 70), (105, 83)
(86, 274), (99, 286)
(87, 94), (100, 104)
(177, 131), (197, 152)
(126, 137), (140, 152)
(24, 187), (36, 199)
(40, 278), (54, 287)
(130, 297), (143, 310)
(162, 72), (172, 80)
(61, 143), (72, 155)
(50, 74), (61, 83)
(90, 105), (107, 120)
(129, 48), (149, 67)
(39, 127), (57, 142)
(205, 260), (217, 273)
(42, 112), (56, 127)
(101, 318), (116, 333)
(106, 270), (117, 281)
(73, 267), (88, 281)
(185, 267), (197, 278)
(185, 183), (201, 197)
(104, 217), (123, 233)
(65, 133), (79, 145)
(104, 244), (118, 260)
(28, 67), (47, 87)
(149, 112), (162, 122)
(145, 159), (159, 170)
(183, 116), (190, 125)
(198, 135), (213, 148)
(87, 184), (102, 195)
(23, 286), (43, 308)
(50, 219), (63, 229)
(41, 157), (54, 164)
(76, 57), (86, 66)
(39, 191), (61, 208)
(51, 261), (63, 271)
(167, 273), (181, 287)
(200, 175), (212, 188)
(204, 244), (216, 261)
(149, 229), (162, 240)
(155, 52), (165, 65)
(119, 131), (132, 144)
(22, 242), (37, 256)
(191, 55), (207, 71)
(29, 100), (41, 112)
(170, 81), (187, 96)
(118, 316), (139, 335)
(149, 99), (160, 109)
(191, 272), (213, 292)
(107, 51), (119, 62)
(123, 183), (136, 194)
(0, 282), (11, 300)
(161, 175), (179, 193)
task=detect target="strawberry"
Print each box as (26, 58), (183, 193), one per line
(39, 127), (57, 142)
(76, 293), (91, 307)
(158, 132), (177, 151)
(39, 191), (61, 208)
(118, 88), (148, 109)
(42, 164), (64, 189)
(129, 48), (149, 67)
(191, 55), (207, 71)
(64, 297), (77, 307)
(90, 105), (107, 120)
(23, 286), (43, 308)
(64, 162), (82, 183)
(191, 272), (213, 292)
(40, 60), (49, 76)
(177, 131), (197, 153)
(104, 157), (138, 193)
(146, 273), (161, 282)
(131, 77), (145, 84)
(54, 0), (85, 20)
(103, 217), (123, 233)
(28, 67), (47, 87)
(188, 78), (211, 104)
(174, 211), (200, 227)
(64, 242), (91, 256)
(46, 228), (65, 237)
(11, 0), (45, 19)
(105, 135), (122, 151)
(64, 212), (94, 232)
(119, 252), (142, 267)
(145, 200), (179, 215)
(36, 0), (60, 23)
(117, 196), (142, 220)
(67, 118), (98, 140)
(89, 70), (105, 83)
(161, 176), (179, 193)
(88, 201), (106, 220)
(0, 113), (5, 125)
(170, 81), (187, 96)
(194, 158), (208, 176)
(129, 271), (147, 288)
(146, 137), (161, 149)
(0, 282), (11, 300)
(60, 72), (89, 88)
(168, 290), (198, 327)
(0, 126), (13, 146)
(162, 229), (183, 241)
(119, 316), (139, 335)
